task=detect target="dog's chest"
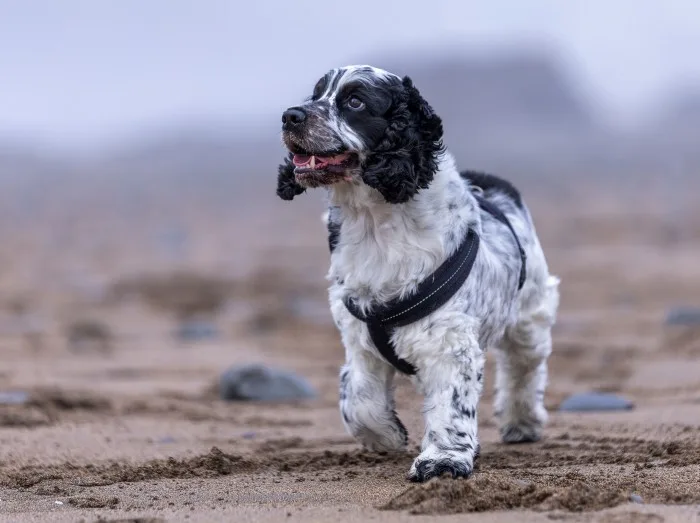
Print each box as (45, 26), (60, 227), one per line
(329, 218), (444, 308)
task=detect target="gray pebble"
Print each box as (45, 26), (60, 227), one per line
(219, 364), (317, 402)
(175, 319), (219, 342)
(0, 391), (29, 405)
(629, 494), (644, 504)
(559, 392), (634, 412)
(665, 307), (700, 326)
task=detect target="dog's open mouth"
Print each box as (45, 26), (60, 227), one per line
(290, 149), (359, 186)
(292, 152), (353, 171)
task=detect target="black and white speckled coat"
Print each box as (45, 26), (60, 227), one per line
(277, 65), (560, 483)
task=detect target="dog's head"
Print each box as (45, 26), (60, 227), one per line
(277, 65), (444, 204)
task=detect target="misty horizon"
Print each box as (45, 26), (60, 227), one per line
(2, 0), (700, 151)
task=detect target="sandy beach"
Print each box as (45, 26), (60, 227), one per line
(1, 182), (700, 523)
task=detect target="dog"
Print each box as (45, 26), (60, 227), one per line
(276, 65), (560, 483)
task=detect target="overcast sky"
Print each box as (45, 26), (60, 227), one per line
(1, 0), (699, 149)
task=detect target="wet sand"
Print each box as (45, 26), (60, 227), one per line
(1, 185), (700, 522)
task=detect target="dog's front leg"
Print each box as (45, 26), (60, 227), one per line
(408, 332), (484, 482)
(339, 349), (408, 452)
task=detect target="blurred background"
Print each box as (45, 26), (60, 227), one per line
(2, 1), (699, 291)
(2, 1), (700, 519)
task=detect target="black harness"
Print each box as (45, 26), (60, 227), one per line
(329, 195), (526, 376)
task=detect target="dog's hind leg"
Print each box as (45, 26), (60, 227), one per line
(339, 350), (408, 452)
(494, 275), (560, 443)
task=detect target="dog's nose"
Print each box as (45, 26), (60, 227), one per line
(282, 107), (307, 129)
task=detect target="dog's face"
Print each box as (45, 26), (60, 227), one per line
(277, 65), (444, 204)
(280, 66), (396, 189)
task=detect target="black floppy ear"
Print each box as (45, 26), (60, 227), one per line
(360, 76), (444, 204)
(276, 153), (306, 201)
(403, 76), (443, 145)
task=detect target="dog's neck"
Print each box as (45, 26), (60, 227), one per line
(327, 152), (478, 310)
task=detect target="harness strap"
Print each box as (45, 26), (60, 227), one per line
(329, 195), (526, 376)
(474, 195), (527, 290)
(343, 227), (480, 375)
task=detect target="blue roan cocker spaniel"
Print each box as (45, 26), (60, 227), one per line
(277, 65), (560, 483)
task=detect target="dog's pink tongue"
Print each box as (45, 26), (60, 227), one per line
(293, 152), (350, 168)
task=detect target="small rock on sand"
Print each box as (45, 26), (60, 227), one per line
(559, 392), (634, 412)
(0, 391), (29, 405)
(665, 306), (700, 326)
(175, 319), (219, 342)
(219, 364), (317, 401)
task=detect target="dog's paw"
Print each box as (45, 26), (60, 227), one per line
(407, 443), (476, 482)
(496, 402), (547, 444)
(356, 413), (408, 452)
(499, 422), (542, 444)
(407, 456), (473, 482)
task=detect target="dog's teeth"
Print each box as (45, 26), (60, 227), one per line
(310, 156), (316, 168)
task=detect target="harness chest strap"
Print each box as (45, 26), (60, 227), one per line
(328, 197), (526, 376)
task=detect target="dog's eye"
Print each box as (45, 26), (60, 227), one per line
(347, 97), (365, 111)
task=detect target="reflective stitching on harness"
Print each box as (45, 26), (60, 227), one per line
(328, 192), (526, 376)
(381, 238), (476, 323)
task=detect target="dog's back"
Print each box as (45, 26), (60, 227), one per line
(460, 170), (523, 210)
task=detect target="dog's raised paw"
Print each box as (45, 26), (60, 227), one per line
(354, 414), (408, 453)
(407, 457), (473, 483)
